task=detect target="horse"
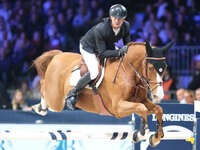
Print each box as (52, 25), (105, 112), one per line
(32, 41), (174, 146)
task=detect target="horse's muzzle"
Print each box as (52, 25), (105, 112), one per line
(153, 95), (163, 103)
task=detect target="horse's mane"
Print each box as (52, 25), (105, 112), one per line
(127, 42), (146, 47)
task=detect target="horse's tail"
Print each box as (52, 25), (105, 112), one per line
(32, 50), (62, 79)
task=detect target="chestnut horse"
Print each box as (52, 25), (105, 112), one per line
(32, 41), (174, 146)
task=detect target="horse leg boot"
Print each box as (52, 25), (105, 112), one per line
(143, 99), (164, 147)
(66, 72), (92, 110)
(133, 116), (150, 143)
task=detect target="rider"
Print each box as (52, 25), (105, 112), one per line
(66, 4), (131, 110)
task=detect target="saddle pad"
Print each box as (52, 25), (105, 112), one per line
(69, 59), (107, 89)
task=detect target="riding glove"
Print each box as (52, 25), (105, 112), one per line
(119, 45), (128, 56)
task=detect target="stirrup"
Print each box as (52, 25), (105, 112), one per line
(66, 89), (78, 99)
(66, 89), (79, 110)
(66, 95), (78, 110)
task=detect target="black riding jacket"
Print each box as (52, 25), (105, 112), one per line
(80, 17), (131, 58)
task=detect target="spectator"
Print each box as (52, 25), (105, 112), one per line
(154, 0), (168, 20)
(64, 8), (76, 50)
(44, 26), (62, 50)
(30, 75), (41, 99)
(57, 12), (68, 49)
(159, 21), (177, 44)
(28, 31), (43, 63)
(188, 55), (200, 90)
(43, 0), (55, 15)
(27, 12), (43, 38)
(66, 8), (74, 26)
(194, 24), (200, 45)
(0, 82), (11, 109)
(0, 1), (11, 21)
(20, 80), (31, 99)
(163, 67), (176, 100)
(44, 15), (62, 50)
(175, 6), (191, 43)
(90, 0), (104, 26)
(195, 88), (200, 101)
(58, 0), (69, 13)
(44, 15), (57, 39)
(149, 32), (163, 46)
(167, 30), (177, 44)
(182, 32), (195, 45)
(0, 44), (12, 86)
(72, 5), (91, 36)
(144, 4), (153, 21)
(176, 88), (186, 103)
(0, 17), (12, 42)
(143, 13), (163, 41)
(183, 90), (195, 104)
(11, 89), (32, 111)
(12, 32), (29, 75)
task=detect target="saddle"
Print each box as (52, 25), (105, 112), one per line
(75, 58), (113, 116)
(79, 58), (104, 85)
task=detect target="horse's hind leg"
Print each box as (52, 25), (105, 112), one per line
(143, 99), (164, 147)
(32, 79), (48, 116)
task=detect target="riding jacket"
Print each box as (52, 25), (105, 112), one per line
(80, 17), (131, 58)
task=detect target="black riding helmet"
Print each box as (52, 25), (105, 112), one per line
(109, 4), (127, 18)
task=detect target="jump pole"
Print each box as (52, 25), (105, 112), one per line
(0, 130), (193, 141)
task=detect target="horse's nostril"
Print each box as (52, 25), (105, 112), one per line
(154, 95), (158, 99)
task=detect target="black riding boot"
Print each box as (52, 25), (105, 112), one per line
(66, 72), (92, 110)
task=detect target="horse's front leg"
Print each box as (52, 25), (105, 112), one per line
(132, 116), (150, 143)
(143, 99), (164, 147)
(116, 100), (152, 142)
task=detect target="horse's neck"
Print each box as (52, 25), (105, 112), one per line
(125, 48), (146, 81)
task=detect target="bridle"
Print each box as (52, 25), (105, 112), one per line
(121, 54), (166, 93)
(145, 57), (166, 91)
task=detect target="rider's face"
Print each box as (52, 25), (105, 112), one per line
(110, 16), (124, 30)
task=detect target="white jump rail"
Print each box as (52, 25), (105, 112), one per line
(0, 129), (193, 141)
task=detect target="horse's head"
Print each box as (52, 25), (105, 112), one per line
(145, 41), (175, 101)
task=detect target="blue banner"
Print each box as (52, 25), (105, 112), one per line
(134, 104), (194, 150)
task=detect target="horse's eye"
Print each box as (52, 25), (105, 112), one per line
(149, 67), (153, 71)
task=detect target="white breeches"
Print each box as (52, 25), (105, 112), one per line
(80, 44), (99, 80)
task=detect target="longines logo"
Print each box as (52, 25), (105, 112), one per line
(152, 114), (194, 121)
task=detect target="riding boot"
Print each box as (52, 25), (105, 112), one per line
(66, 72), (92, 110)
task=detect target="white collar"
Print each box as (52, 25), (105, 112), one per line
(113, 28), (120, 36)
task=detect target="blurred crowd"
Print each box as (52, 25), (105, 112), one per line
(0, 0), (110, 89)
(0, 0), (200, 110)
(131, 0), (200, 46)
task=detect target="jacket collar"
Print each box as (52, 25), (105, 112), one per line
(102, 17), (110, 24)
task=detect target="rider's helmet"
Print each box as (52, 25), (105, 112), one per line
(109, 4), (127, 18)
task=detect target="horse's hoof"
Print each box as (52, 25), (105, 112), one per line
(149, 134), (160, 147)
(133, 128), (150, 143)
(32, 104), (47, 116)
(133, 130), (140, 143)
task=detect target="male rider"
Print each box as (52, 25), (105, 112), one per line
(66, 4), (131, 110)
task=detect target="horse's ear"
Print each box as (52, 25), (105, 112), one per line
(160, 41), (175, 55)
(146, 41), (153, 57)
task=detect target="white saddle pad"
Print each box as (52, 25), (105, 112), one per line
(69, 59), (106, 89)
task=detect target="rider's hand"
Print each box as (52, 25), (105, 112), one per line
(119, 45), (128, 56)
